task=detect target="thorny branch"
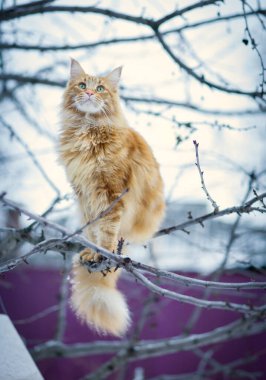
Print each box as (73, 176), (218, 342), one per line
(1, 192), (266, 316)
(0, 189), (129, 273)
(156, 190), (266, 237)
(182, 174), (260, 336)
(1, 189), (266, 273)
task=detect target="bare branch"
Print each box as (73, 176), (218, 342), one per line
(241, 0), (265, 96)
(31, 317), (265, 378)
(1, 192), (266, 291)
(155, 0), (222, 27)
(0, 3), (156, 25)
(31, 340), (125, 361)
(1, 194), (266, 316)
(77, 317), (266, 379)
(14, 305), (59, 325)
(0, 10), (264, 52)
(0, 190), (128, 272)
(0, 237), (70, 273)
(154, 28), (265, 100)
(127, 266), (266, 315)
(1, 73), (265, 115)
(193, 140), (219, 212)
(156, 191), (266, 237)
(54, 258), (70, 342)
(0, 117), (60, 195)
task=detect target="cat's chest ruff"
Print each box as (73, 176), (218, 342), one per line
(69, 149), (113, 197)
(61, 126), (122, 186)
(78, 139), (117, 180)
(89, 151), (109, 173)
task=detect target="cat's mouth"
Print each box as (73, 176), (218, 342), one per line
(81, 97), (92, 105)
(74, 95), (103, 114)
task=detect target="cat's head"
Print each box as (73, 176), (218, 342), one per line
(64, 58), (122, 116)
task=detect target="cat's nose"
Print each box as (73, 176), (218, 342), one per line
(86, 89), (94, 96)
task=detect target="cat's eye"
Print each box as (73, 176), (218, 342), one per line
(79, 82), (86, 90)
(96, 85), (105, 93)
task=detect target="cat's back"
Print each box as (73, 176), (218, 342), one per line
(123, 127), (161, 176)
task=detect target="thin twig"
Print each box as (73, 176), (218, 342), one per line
(54, 257), (70, 341)
(0, 117), (60, 196)
(193, 140), (219, 212)
(127, 266), (266, 316)
(14, 305), (59, 325)
(241, 0), (265, 96)
(156, 190), (266, 237)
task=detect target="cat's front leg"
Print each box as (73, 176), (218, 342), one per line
(79, 227), (102, 264)
(79, 249), (102, 263)
(79, 201), (123, 272)
(97, 203), (123, 260)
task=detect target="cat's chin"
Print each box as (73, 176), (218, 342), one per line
(75, 100), (102, 115)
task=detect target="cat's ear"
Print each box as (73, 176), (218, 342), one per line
(106, 66), (122, 88)
(70, 58), (85, 80)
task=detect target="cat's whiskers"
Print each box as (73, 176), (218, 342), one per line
(102, 102), (112, 116)
(100, 100), (114, 120)
(100, 106), (112, 125)
(93, 98), (113, 126)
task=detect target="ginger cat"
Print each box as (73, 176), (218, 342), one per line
(58, 58), (165, 336)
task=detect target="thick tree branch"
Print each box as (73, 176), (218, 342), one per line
(154, 29), (265, 100)
(31, 316), (266, 363)
(0, 4), (156, 25)
(54, 316), (266, 380)
(1, 73), (265, 115)
(0, 1), (222, 25)
(1, 10), (264, 52)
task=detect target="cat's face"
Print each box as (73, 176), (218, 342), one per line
(65, 58), (122, 116)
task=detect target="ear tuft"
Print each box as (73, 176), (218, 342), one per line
(70, 58), (85, 80)
(106, 66), (122, 88)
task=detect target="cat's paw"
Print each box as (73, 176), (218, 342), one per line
(79, 249), (102, 265)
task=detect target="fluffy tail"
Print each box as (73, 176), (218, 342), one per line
(70, 254), (130, 337)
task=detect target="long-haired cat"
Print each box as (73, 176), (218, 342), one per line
(58, 58), (165, 336)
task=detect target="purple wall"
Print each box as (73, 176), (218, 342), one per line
(0, 266), (265, 379)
